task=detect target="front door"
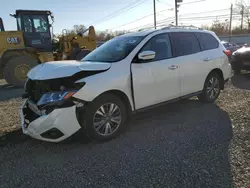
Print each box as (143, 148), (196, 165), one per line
(131, 33), (181, 110)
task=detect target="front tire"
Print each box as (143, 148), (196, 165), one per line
(198, 72), (221, 103)
(81, 93), (127, 141)
(3, 55), (38, 87)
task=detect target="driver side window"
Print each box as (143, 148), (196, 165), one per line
(33, 16), (48, 33)
(140, 33), (172, 61)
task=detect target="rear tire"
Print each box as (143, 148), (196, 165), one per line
(80, 93), (127, 142)
(198, 72), (221, 103)
(3, 55), (38, 87)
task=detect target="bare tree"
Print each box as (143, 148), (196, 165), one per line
(105, 33), (115, 40)
(95, 30), (128, 41)
(202, 20), (231, 35)
(210, 20), (229, 35)
(72, 25), (87, 34)
(234, 0), (250, 30)
(96, 31), (106, 41)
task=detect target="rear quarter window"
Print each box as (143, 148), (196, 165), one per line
(195, 32), (219, 51)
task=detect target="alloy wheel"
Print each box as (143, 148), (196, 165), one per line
(93, 103), (122, 136)
(206, 77), (220, 99)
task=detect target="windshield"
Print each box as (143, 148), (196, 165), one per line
(23, 15), (49, 33)
(82, 36), (143, 62)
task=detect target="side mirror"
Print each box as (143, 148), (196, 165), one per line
(138, 51), (156, 60)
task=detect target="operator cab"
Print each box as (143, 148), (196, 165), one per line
(11, 10), (53, 51)
(0, 18), (4, 31)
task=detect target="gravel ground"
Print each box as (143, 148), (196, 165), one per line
(0, 98), (22, 135)
(0, 80), (23, 136)
(0, 74), (250, 188)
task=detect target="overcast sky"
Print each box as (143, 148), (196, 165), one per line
(1, 0), (235, 34)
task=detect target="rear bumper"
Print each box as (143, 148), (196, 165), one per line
(20, 100), (81, 142)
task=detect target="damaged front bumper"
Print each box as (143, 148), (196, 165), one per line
(20, 99), (81, 142)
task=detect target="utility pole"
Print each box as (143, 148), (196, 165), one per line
(229, 4), (233, 42)
(241, 5), (244, 30)
(153, 0), (156, 29)
(175, 0), (178, 26)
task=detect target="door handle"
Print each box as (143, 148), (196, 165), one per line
(203, 57), (211, 62)
(168, 65), (178, 70)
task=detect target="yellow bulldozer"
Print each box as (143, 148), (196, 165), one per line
(0, 10), (96, 87)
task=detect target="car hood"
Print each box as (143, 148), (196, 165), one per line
(27, 60), (111, 80)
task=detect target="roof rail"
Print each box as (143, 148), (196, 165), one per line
(161, 25), (203, 30)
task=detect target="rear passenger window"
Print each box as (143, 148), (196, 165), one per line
(169, 32), (201, 57)
(140, 33), (172, 61)
(195, 32), (219, 50)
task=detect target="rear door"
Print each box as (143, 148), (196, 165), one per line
(169, 32), (203, 96)
(194, 32), (221, 83)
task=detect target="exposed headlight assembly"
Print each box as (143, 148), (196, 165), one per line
(37, 90), (77, 106)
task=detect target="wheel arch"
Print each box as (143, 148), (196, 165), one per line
(93, 89), (133, 117)
(76, 89), (133, 129)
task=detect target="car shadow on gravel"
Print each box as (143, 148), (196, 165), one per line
(231, 72), (250, 90)
(1, 99), (234, 188)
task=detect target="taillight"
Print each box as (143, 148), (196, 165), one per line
(223, 50), (231, 57)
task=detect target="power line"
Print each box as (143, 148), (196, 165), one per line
(110, 7), (174, 30)
(156, 0), (206, 7)
(114, 7), (230, 32)
(183, 8), (230, 15)
(241, 0), (249, 7)
(130, 22), (156, 31)
(139, 13), (246, 31)
(129, 17), (174, 31)
(156, 14), (232, 25)
(91, 0), (149, 26)
(129, 13), (243, 31)
(179, 8), (230, 16)
(132, 0), (206, 28)
(112, 8), (230, 31)
(91, 0), (140, 24)
(156, 0), (174, 7)
(178, 0), (205, 5)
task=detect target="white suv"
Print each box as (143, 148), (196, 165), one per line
(21, 27), (232, 142)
